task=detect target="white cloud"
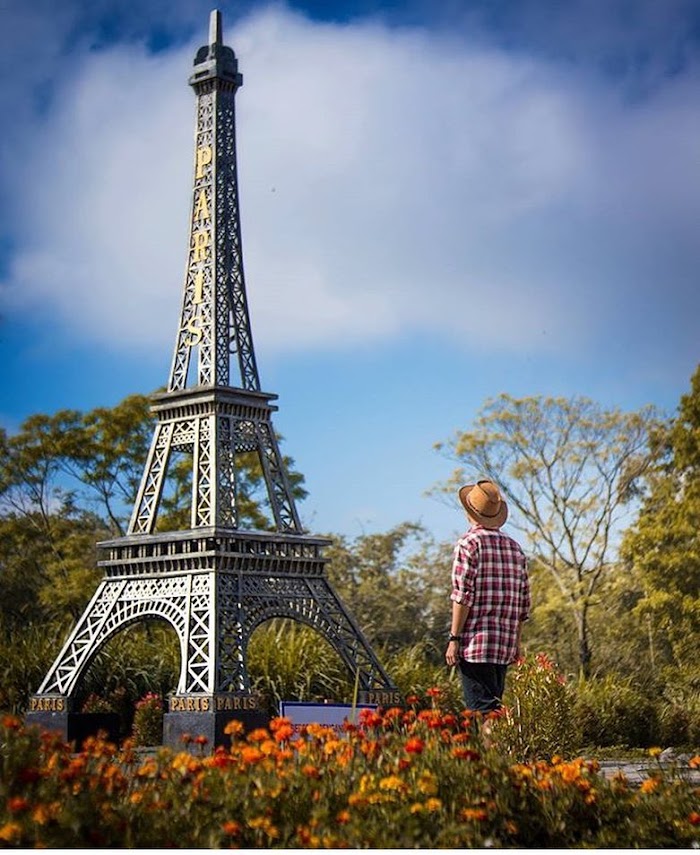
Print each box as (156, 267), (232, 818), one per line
(2, 4), (700, 367)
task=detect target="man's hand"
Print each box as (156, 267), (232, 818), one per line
(445, 639), (459, 667)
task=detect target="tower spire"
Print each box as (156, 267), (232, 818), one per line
(209, 9), (222, 45)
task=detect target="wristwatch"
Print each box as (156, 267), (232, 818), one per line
(448, 635), (461, 642)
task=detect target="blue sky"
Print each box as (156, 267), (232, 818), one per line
(1, 0), (700, 542)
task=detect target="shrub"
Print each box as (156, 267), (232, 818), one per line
(574, 676), (658, 748)
(247, 620), (353, 707)
(657, 703), (690, 747)
(384, 642), (464, 713)
(491, 653), (578, 760)
(131, 693), (163, 746)
(2, 708), (699, 847)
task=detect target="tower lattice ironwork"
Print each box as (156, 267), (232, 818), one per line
(29, 11), (398, 735)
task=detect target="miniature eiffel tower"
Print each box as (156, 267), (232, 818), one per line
(27, 10), (399, 745)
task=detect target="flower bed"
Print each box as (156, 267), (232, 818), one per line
(1, 703), (698, 848)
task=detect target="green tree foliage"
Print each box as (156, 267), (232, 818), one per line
(433, 394), (661, 677)
(324, 523), (452, 656)
(621, 366), (700, 684)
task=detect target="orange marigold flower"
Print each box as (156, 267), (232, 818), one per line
(452, 747), (480, 762)
(417, 709), (443, 729)
(0, 823), (22, 843)
(336, 810), (351, 825)
(297, 826), (320, 846)
(224, 719), (245, 737)
(461, 808), (488, 822)
(425, 797), (442, 812)
(689, 755), (700, 769)
(248, 817), (279, 839)
(640, 778), (659, 794)
(247, 727), (271, 743)
(426, 687), (442, 698)
(222, 820), (241, 836)
(405, 695), (420, 705)
(404, 737), (425, 754)
(2, 715), (21, 731)
(32, 802), (56, 825)
(193, 735), (208, 746)
(240, 746), (264, 764)
(360, 740), (381, 759)
(272, 723), (294, 743)
(688, 812), (700, 826)
(302, 764), (321, 779)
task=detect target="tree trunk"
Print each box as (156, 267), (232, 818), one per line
(577, 605), (592, 679)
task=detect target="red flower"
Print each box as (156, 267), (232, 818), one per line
(358, 709), (383, 728)
(404, 737), (425, 755)
(7, 798), (29, 814)
(689, 812), (700, 826)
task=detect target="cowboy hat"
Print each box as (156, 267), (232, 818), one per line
(458, 480), (508, 529)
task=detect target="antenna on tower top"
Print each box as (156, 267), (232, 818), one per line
(209, 9), (222, 45)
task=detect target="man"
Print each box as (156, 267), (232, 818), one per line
(445, 479), (530, 713)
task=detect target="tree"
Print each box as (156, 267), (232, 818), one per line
(325, 523), (452, 655)
(432, 394), (661, 677)
(0, 393), (307, 536)
(621, 365), (700, 676)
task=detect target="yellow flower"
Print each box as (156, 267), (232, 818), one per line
(410, 802), (424, 814)
(379, 774), (407, 792)
(648, 747), (663, 758)
(248, 816), (279, 839)
(358, 773), (375, 793)
(425, 797), (442, 812)
(418, 770), (438, 795)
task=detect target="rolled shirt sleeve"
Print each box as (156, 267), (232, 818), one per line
(450, 538), (478, 606)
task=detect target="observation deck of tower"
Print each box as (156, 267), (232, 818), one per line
(27, 9), (399, 745)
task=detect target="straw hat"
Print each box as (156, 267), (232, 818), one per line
(458, 480), (508, 529)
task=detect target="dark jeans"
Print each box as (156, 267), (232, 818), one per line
(458, 660), (508, 713)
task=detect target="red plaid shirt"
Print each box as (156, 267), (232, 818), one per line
(451, 525), (530, 664)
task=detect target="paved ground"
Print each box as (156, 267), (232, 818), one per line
(598, 755), (700, 785)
